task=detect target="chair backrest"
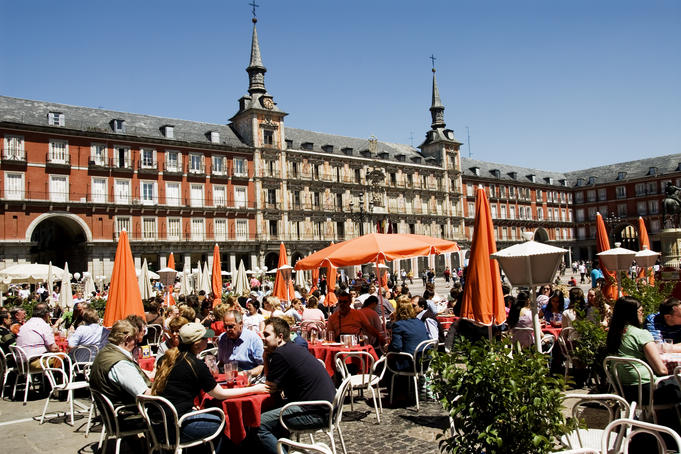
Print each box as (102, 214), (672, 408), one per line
(136, 394), (181, 451)
(414, 338), (437, 375)
(540, 334), (556, 355)
(277, 438), (333, 454)
(557, 327), (576, 359)
(91, 388), (125, 436)
(332, 376), (353, 426)
(40, 353), (71, 390)
(300, 321), (326, 333)
(146, 324), (164, 347)
(564, 393), (633, 451)
(602, 418), (681, 453)
(603, 356), (655, 415)
(70, 344), (98, 366)
(0, 346), (7, 374)
(197, 347), (218, 360)
(334, 351), (375, 385)
(9, 345), (32, 375)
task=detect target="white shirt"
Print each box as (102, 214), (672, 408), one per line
(416, 310), (439, 340)
(107, 344), (149, 397)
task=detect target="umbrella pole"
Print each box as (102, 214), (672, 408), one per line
(526, 256), (542, 353)
(376, 259), (387, 333)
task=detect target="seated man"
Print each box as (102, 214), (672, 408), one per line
(89, 319), (151, 407)
(327, 293), (385, 343)
(258, 317), (336, 454)
(217, 310), (264, 377)
(645, 297), (681, 350)
(15, 303), (59, 369)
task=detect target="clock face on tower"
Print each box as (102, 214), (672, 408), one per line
(262, 98), (274, 110)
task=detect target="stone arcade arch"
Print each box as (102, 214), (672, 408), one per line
(27, 213), (92, 273)
(534, 228), (550, 243)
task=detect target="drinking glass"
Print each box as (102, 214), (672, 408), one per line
(327, 330), (335, 342)
(310, 330), (318, 344)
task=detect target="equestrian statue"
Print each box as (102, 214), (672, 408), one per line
(663, 182), (681, 228)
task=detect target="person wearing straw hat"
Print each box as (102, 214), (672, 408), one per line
(152, 322), (267, 451)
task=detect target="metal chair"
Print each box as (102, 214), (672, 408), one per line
(197, 347), (218, 360)
(146, 324), (164, 353)
(280, 375), (352, 454)
(277, 438), (333, 454)
(561, 393), (634, 452)
(602, 418), (681, 453)
(9, 344), (45, 404)
(136, 393), (225, 454)
(334, 351), (386, 423)
(39, 352), (90, 426)
(90, 388), (148, 454)
(301, 321), (326, 338)
(385, 338), (437, 411)
(69, 344), (98, 376)
(0, 345), (16, 399)
(510, 327), (555, 354)
(557, 327), (577, 381)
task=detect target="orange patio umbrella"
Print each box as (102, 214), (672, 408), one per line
(272, 243), (295, 303)
(103, 230), (144, 327)
(595, 213), (618, 300)
(325, 265), (338, 307)
(211, 244), (223, 306)
(460, 188), (506, 329)
(637, 217), (655, 285)
(309, 268), (319, 293)
(168, 252), (175, 270)
(166, 252), (176, 306)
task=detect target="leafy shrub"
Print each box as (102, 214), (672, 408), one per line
(620, 275), (674, 317)
(429, 338), (575, 454)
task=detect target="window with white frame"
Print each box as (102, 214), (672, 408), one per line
(553, 208), (559, 220)
(4, 172), (24, 200)
(190, 184), (204, 207)
(167, 217), (182, 240)
(568, 209), (573, 221)
(210, 131), (220, 144)
(466, 184), (474, 197)
(91, 143), (107, 165)
(4, 135), (24, 159)
(212, 156), (226, 175)
(165, 150), (181, 172)
(637, 201), (647, 215)
(616, 186), (626, 199)
(509, 206), (516, 219)
(467, 202), (474, 218)
(49, 139), (68, 163)
(189, 154), (203, 173)
(49, 175), (68, 202)
(140, 148), (156, 168)
(510, 228), (517, 240)
(165, 182), (181, 206)
(48, 112), (64, 126)
(537, 207), (543, 220)
(213, 185), (226, 207)
(235, 219), (248, 240)
(214, 218), (227, 240)
(114, 179), (131, 204)
(142, 217), (157, 239)
(91, 178), (107, 203)
(547, 208), (553, 220)
(191, 218), (205, 240)
(598, 188), (607, 201)
(115, 216), (131, 237)
(140, 181), (157, 205)
(234, 186), (247, 209)
(500, 205), (507, 219)
(490, 205), (497, 219)
(233, 158), (247, 177)
(648, 199), (659, 214)
(113, 145), (131, 168)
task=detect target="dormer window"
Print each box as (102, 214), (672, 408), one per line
(48, 112), (65, 126)
(378, 152), (389, 160)
(588, 176), (596, 185)
(410, 156), (422, 163)
(648, 166), (658, 176)
(301, 142), (313, 151)
(508, 171), (517, 180)
(490, 169), (500, 178)
(470, 167), (480, 176)
(617, 171), (626, 180)
(285, 139), (293, 149)
(162, 125), (174, 139)
(111, 119), (126, 133)
(559, 179), (567, 187)
(576, 178), (584, 186)
(210, 131), (220, 144)
(360, 149), (371, 158)
(544, 177), (553, 185)
(322, 145), (334, 153)
(341, 147), (353, 156)
(395, 154), (406, 162)
(527, 174), (536, 183)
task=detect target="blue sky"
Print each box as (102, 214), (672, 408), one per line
(2, 1), (679, 171)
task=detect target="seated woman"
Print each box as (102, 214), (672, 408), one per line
(388, 297), (430, 370)
(507, 292), (535, 348)
(587, 288), (611, 327)
(243, 299), (265, 334)
(152, 323), (267, 450)
(606, 296), (681, 420)
(301, 296), (325, 322)
(67, 307), (103, 349)
(540, 290), (565, 327)
(284, 298), (304, 323)
(562, 287), (586, 331)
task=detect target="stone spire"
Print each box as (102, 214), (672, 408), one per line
(247, 18), (267, 95)
(430, 68), (446, 130)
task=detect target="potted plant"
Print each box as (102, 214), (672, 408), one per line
(429, 338), (576, 454)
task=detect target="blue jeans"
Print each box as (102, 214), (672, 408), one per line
(258, 405), (330, 454)
(180, 413), (224, 452)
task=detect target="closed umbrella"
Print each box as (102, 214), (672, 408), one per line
(637, 217), (656, 284)
(211, 244), (223, 305)
(83, 272), (96, 297)
(595, 213), (618, 300)
(201, 261), (212, 294)
(295, 269), (306, 289)
(460, 187), (505, 338)
(103, 230), (144, 327)
(47, 261), (54, 305)
(234, 260), (249, 295)
(138, 258), (154, 301)
(325, 264), (338, 307)
(168, 252), (176, 270)
(272, 243), (295, 303)
(58, 262), (74, 311)
(179, 267), (191, 296)
(309, 268), (319, 293)
(193, 263), (202, 294)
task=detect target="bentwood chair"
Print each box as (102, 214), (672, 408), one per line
(602, 418), (681, 453)
(91, 389), (148, 454)
(0, 346), (16, 399)
(280, 375), (352, 454)
(39, 353), (90, 426)
(9, 344), (45, 404)
(277, 438), (333, 454)
(145, 324), (164, 353)
(385, 338), (437, 411)
(334, 351), (386, 423)
(136, 394), (225, 454)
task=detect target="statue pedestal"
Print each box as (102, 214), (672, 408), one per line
(660, 229), (681, 269)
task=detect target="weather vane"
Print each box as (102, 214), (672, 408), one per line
(429, 54), (437, 71)
(249, 1), (259, 19)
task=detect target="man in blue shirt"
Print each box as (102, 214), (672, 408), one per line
(217, 310), (264, 377)
(645, 297), (681, 348)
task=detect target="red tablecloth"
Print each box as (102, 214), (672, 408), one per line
(54, 335), (69, 352)
(541, 326), (562, 339)
(200, 391), (275, 445)
(437, 315), (459, 331)
(308, 343), (378, 376)
(138, 357), (155, 371)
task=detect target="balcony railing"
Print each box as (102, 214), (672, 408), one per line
(138, 159), (159, 173)
(46, 151), (70, 166)
(188, 161), (206, 176)
(111, 156), (134, 171)
(2, 147), (26, 162)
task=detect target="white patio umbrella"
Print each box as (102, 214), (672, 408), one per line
(179, 266), (191, 295)
(597, 243), (637, 297)
(635, 245), (661, 268)
(194, 263), (203, 293)
(135, 268), (160, 280)
(0, 263), (67, 284)
(58, 262), (74, 310)
(234, 260), (250, 295)
(82, 272), (96, 297)
(294, 269), (306, 289)
(201, 261), (212, 294)
(490, 232), (567, 353)
(138, 258), (154, 301)
(47, 261), (55, 305)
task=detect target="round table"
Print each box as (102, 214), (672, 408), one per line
(54, 335), (69, 352)
(201, 391), (276, 445)
(541, 326), (562, 339)
(308, 343), (378, 376)
(436, 315), (459, 331)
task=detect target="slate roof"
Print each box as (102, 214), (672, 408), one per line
(460, 157), (570, 187)
(0, 95), (247, 148)
(564, 153), (681, 185)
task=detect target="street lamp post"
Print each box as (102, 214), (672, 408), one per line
(604, 212), (621, 245)
(349, 193), (373, 236)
